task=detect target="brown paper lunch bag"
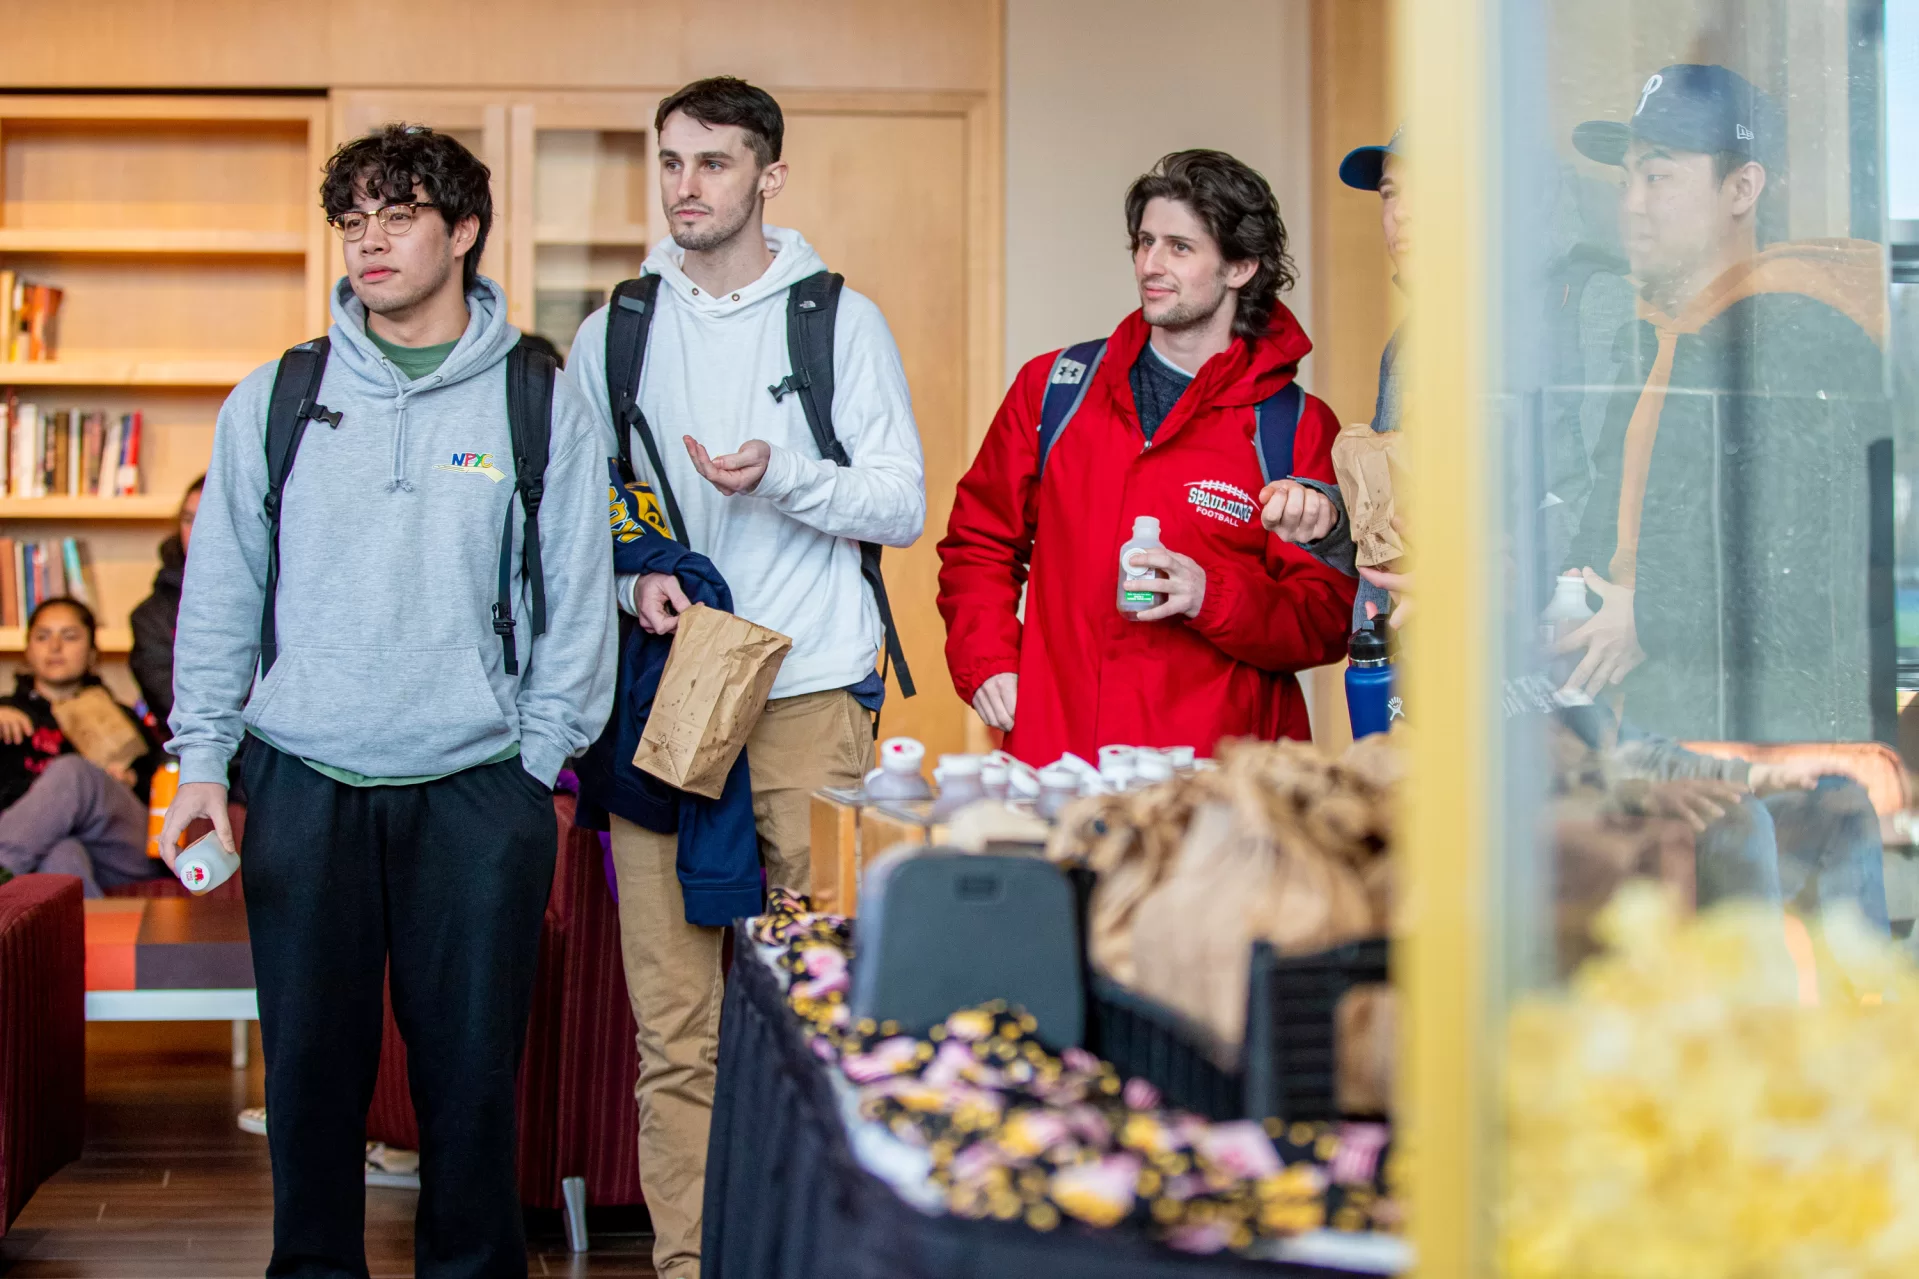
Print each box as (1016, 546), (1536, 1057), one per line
(632, 603), (793, 800)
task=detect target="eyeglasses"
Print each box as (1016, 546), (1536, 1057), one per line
(329, 202), (439, 242)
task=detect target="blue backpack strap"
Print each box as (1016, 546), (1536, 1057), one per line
(1036, 339), (1108, 478)
(1253, 381), (1307, 487)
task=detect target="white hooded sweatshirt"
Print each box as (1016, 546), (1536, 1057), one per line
(566, 226), (926, 699)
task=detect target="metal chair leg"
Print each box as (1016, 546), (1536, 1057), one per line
(561, 1175), (589, 1253)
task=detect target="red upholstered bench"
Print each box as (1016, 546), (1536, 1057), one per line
(0, 873), (85, 1238)
(365, 792), (643, 1239)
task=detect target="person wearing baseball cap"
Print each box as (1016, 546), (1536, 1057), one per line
(1263, 127), (1409, 629)
(1558, 64), (1888, 745)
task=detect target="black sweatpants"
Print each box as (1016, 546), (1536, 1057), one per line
(240, 738), (558, 1279)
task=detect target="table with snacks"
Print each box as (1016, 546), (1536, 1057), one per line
(705, 903), (1403, 1278)
(737, 736), (1409, 1278)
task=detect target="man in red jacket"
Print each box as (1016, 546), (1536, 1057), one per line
(938, 149), (1356, 765)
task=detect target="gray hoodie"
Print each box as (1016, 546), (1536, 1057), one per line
(169, 277), (616, 789)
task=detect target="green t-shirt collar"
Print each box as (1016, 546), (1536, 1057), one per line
(366, 325), (460, 381)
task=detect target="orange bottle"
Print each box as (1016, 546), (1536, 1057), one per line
(146, 758), (179, 859)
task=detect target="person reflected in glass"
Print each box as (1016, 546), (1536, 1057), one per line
(1556, 64), (1889, 929)
(1560, 65), (1885, 740)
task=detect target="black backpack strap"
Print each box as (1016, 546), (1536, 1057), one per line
(259, 337), (335, 676)
(605, 274), (687, 544)
(1037, 339), (1108, 479)
(776, 270), (917, 700)
(1253, 381), (1307, 487)
(495, 338), (557, 677)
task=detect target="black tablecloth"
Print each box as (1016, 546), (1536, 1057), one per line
(700, 943), (1372, 1279)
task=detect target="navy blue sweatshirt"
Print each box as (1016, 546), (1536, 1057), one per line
(575, 470), (763, 926)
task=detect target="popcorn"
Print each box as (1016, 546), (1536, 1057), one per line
(1503, 882), (1919, 1278)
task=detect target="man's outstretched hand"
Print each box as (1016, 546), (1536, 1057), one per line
(685, 436), (770, 495)
(156, 781), (234, 872)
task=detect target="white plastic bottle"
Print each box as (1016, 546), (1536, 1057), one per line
(1035, 764), (1084, 821)
(863, 737), (933, 802)
(1133, 750), (1174, 789)
(1541, 571), (1594, 641)
(175, 830), (241, 896)
(931, 755), (987, 819)
(980, 762), (1010, 800)
(1117, 516), (1164, 613)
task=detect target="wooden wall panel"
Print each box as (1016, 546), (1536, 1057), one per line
(1310, 0), (1396, 432)
(0, 0), (997, 95)
(774, 106), (977, 757)
(1305, 0), (1395, 752)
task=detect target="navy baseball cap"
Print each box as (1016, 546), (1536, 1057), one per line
(1340, 126), (1404, 192)
(1572, 64), (1782, 170)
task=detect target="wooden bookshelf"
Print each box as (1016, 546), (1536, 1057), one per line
(0, 228), (307, 256)
(0, 496), (181, 520)
(0, 94), (331, 702)
(0, 358), (258, 387)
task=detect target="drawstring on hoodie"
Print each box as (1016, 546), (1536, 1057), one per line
(385, 387), (422, 492)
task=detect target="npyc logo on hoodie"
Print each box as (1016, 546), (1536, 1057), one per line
(437, 451), (506, 483)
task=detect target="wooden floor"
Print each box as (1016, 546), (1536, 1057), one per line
(0, 1027), (656, 1277)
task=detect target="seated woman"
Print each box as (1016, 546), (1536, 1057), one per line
(0, 598), (166, 896)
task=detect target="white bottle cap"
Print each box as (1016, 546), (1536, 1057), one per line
(935, 754), (984, 778)
(178, 859), (213, 892)
(878, 737), (925, 772)
(1098, 744), (1136, 767)
(981, 763), (1009, 784)
(1167, 746), (1196, 769)
(1133, 516), (1160, 539)
(1135, 751), (1173, 783)
(1004, 761), (1042, 798)
(1037, 764), (1082, 791)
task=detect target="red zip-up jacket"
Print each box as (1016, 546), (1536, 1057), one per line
(937, 307), (1356, 766)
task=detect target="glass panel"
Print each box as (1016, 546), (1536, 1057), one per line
(1479, 0), (1900, 1263)
(531, 129), (649, 355)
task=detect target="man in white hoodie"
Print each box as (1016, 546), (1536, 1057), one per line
(565, 77), (924, 1279)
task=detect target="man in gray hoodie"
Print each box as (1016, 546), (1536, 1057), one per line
(159, 125), (615, 1277)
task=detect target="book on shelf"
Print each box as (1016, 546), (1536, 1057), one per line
(0, 400), (142, 499)
(2, 276), (62, 363)
(9, 278), (61, 359)
(10, 536), (98, 624)
(0, 539), (15, 628)
(45, 408), (67, 498)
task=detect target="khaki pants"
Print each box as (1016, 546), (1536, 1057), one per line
(610, 689), (872, 1279)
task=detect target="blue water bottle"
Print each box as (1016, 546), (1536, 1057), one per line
(1345, 617), (1400, 739)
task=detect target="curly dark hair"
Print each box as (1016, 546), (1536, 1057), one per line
(321, 124), (493, 295)
(1124, 150), (1297, 341)
(655, 76), (784, 167)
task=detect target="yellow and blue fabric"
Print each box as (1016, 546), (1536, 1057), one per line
(575, 460), (763, 926)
